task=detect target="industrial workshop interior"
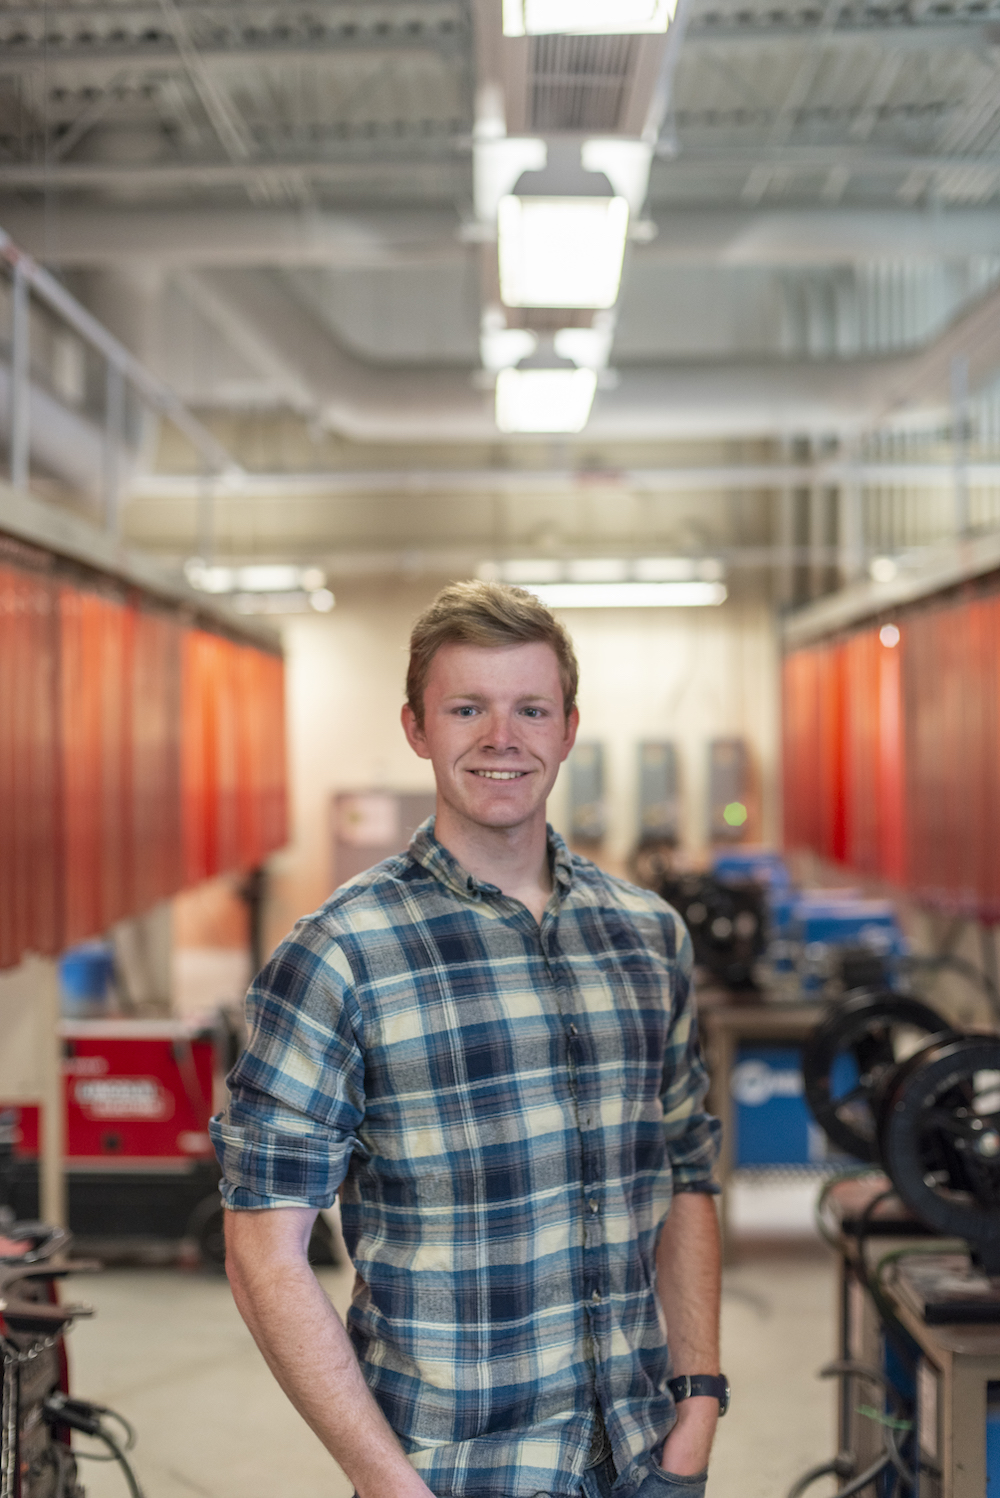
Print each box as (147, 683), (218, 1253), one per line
(5, 0), (1000, 1494)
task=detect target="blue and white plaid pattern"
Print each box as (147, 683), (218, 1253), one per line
(211, 820), (720, 1498)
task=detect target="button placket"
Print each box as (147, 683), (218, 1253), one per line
(541, 927), (609, 1380)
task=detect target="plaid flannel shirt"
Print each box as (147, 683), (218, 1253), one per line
(210, 820), (720, 1498)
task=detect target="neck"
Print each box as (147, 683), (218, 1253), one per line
(433, 800), (552, 917)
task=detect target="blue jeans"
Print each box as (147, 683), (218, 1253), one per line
(579, 1453), (708, 1498)
(353, 1457), (709, 1498)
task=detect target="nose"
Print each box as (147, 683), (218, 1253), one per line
(477, 708), (523, 754)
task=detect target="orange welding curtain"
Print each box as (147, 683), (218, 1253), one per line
(0, 559), (287, 970)
(782, 585), (1000, 920)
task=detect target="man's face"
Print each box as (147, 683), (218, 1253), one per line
(402, 641), (579, 834)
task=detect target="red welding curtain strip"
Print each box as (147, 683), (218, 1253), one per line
(0, 549), (288, 971)
(0, 564), (62, 966)
(783, 589), (1000, 919)
(180, 629), (288, 888)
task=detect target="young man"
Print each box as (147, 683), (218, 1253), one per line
(211, 581), (724, 1498)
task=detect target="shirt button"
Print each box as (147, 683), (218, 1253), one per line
(568, 1023), (578, 1036)
(591, 1289), (601, 1303)
(589, 1198), (600, 1214)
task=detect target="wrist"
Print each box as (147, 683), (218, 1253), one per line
(661, 1399), (718, 1476)
(672, 1396), (719, 1426)
(667, 1372), (729, 1416)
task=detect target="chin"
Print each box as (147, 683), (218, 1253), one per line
(461, 797), (538, 829)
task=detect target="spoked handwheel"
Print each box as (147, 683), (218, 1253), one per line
(802, 990), (953, 1163)
(876, 1033), (1000, 1272)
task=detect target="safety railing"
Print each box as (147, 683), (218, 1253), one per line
(0, 228), (238, 535)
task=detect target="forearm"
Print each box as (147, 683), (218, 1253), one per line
(654, 1191), (722, 1475)
(225, 1207), (434, 1498)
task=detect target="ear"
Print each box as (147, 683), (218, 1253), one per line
(560, 705), (580, 761)
(401, 702), (431, 760)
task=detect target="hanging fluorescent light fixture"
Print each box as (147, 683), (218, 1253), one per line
(495, 367), (597, 434)
(503, 0), (677, 34)
(479, 557), (726, 586)
(184, 559), (333, 612)
(497, 195), (629, 309)
(525, 581), (727, 608)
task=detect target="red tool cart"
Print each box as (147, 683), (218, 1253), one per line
(1, 1017), (227, 1261)
(0, 1014), (337, 1267)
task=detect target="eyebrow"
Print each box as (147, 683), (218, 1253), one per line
(443, 692), (556, 704)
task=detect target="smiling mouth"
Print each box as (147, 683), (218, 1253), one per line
(470, 770), (529, 780)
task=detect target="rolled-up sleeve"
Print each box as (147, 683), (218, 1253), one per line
(659, 923), (722, 1195)
(209, 919), (367, 1210)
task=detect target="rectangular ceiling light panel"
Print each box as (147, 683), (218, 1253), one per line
(497, 195), (629, 309)
(504, 0), (676, 34)
(479, 558), (726, 586)
(526, 581), (728, 608)
(495, 367), (597, 433)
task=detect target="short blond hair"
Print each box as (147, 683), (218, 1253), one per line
(406, 580), (579, 728)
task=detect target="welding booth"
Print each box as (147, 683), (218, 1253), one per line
(775, 556), (1000, 1498)
(0, 534), (288, 1252)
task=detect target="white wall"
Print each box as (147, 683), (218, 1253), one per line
(553, 596), (780, 871)
(265, 581), (780, 950)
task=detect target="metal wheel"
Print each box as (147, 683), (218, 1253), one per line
(802, 990), (952, 1163)
(876, 1033), (1000, 1270)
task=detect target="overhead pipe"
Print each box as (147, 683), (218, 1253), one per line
(174, 268), (1000, 442)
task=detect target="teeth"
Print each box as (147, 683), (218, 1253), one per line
(474, 770), (526, 780)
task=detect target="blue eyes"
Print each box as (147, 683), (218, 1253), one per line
(451, 706), (545, 718)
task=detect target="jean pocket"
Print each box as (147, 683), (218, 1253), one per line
(639, 1470), (708, 1498)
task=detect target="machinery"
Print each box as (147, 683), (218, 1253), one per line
(802, 989), (1000, 1274)
(0, 1019), (336, 1269)
(791, 990), (1000, 1497)
(655, 870), (767, 991)
(0, 1019), (226, 1263)
(0, 1219), (142, 1498)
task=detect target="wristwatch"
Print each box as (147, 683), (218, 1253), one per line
(667, 1374), (731, 1416)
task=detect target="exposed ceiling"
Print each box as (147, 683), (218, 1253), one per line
(2, 0), (1000, 584)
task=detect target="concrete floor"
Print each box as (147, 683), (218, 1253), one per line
(65, 1230), (838, 1498)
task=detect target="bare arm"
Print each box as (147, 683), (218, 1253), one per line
(224, 1207), (435, 1498)
(654, 1191), (722, 1476)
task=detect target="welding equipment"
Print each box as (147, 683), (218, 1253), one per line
(0, 1220), (142, 1498)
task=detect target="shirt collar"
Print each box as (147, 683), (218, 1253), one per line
(408, 816), (574, 905)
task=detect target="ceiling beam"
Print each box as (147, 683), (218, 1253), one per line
(0, 142), (469, 190)
(654, 143), (1000, 177)
(683, 15), (995, 49)
(0, 0), (466, 59)
(0, 206), (465, 266)
(4, 29), (465, 71)
(5, 205), (1000, 267)
(131, 461), (1000, 501)
(4, 141), (999, 191)
(0, 0), (461, 22)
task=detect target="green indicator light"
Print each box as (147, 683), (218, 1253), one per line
(723, 801), (748, 827)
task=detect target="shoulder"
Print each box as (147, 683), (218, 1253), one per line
(566, 852), (690, 960)
(260, 851), (425, 963)
(250, 852), (444, 1020)
(277, 849), (455, 971)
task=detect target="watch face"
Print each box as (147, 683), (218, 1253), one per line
(719, 1376), (731, 1416)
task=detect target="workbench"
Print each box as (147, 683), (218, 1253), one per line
(826, 1176), (1000, 1498)
(699, 996), (823, 1250)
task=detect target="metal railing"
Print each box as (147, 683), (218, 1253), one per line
(0, 228), (239, 535)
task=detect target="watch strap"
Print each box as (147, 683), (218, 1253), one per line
(667, 1374), (730, 1415)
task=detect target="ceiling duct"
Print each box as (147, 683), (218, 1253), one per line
(501, 29), (666, 135)
(528, 35), (638, 132)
